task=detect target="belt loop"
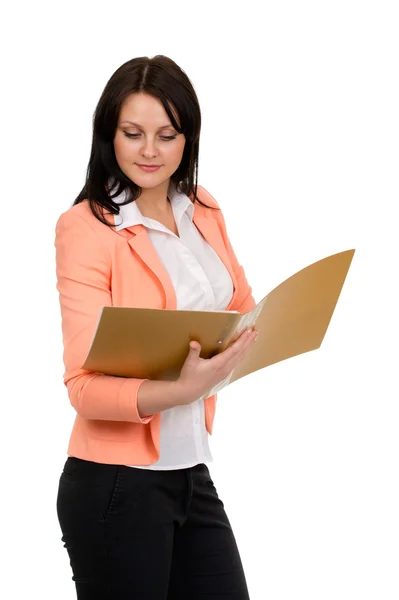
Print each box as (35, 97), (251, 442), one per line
(188, 467), (193, 504)
(182, 467), (194, 516)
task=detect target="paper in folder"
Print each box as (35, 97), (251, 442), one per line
(82, 249), (355, 399)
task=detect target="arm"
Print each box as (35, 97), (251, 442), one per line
(55, 210), (186, 422)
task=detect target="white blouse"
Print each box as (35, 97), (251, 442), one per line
(112, 180), (234, 470)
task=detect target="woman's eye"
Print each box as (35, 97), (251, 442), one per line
(123, 133), (177, 141)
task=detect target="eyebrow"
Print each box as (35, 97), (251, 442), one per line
(119, 121), (175, 130)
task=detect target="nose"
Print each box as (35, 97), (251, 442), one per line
(141, 136), (159, 158)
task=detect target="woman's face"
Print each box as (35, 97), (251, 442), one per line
(113, 92), (186, 191)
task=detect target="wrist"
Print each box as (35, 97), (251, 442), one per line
(171, 379), (196, 406)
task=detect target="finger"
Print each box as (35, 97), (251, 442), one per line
(233, 329), (257, 351)
(210, 331), (253, 371)
(235, 328), (254, 343)
(219, 330), (258, 369)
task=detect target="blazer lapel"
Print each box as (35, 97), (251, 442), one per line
(122, 209), (238, 311)
(126, 225), (177, 309)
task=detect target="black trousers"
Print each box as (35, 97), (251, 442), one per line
(56, 457), (250, 599)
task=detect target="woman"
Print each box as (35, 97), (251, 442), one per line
(55, 54), (259, 599)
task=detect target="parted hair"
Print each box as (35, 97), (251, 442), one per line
(73, 55), (216, 227)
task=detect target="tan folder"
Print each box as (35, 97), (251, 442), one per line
(82, 249), (355, 399)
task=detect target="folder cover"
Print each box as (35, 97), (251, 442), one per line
(82, 249), (355, 399)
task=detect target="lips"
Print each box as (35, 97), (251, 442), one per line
(136, 164), (162, 172)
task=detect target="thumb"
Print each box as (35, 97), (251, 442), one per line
(189, 341), (201, 353)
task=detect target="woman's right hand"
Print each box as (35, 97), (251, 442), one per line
(175, 328), (259, 405)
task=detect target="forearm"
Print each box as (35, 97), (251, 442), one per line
(137, 379), (192, 418)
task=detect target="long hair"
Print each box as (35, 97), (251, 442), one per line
(73, 55), (216, 227)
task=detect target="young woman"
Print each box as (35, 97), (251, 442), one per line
(55, 54), (259, 599)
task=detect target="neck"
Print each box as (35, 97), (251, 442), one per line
(135, 180), (172, 215)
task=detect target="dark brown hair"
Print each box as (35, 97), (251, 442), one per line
(73, 55), (216, 227)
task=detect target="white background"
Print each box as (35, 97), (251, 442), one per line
(1, 1), (398, 598)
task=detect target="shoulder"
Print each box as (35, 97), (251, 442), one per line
(195, 185), (221, 209)
(194, 185), (225, 223)
(55, 200), (115, 239)
(194, 185), (230, 229)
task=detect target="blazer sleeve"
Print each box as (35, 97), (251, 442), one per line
(198, 186), (257, 314)
(54, 210), (153, 424)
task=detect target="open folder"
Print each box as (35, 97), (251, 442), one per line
(82, 249), (355, 400)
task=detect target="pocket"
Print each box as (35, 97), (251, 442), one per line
(57, 459), (124, 525)
(100, 468), (124, 520)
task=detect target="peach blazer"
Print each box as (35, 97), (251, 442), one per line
(55, 185), (256, 465)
